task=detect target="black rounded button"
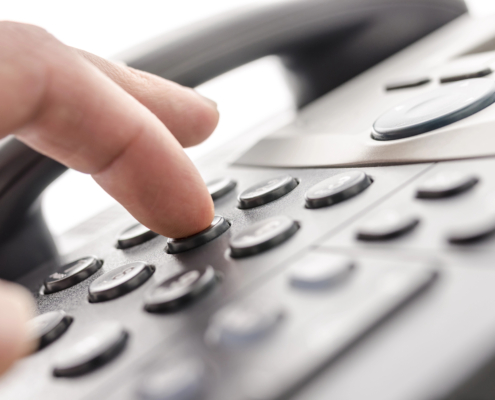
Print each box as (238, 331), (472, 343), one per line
(356, 210), (420, 241)
(53, 321), (128, 377)
(305, 171), (372, 209)
(207, 177), (237, 200)
(166, 216), (230, 254)
(229, 216), (299, 258)
(237, 175), (298, 209)
(44, 256), (102, 294)
(372, 79), (495, 140)
(88, 262), (155, 303)
(144, 265), (216, 312)
(137, 357), (206, 400)
(447, 218), (495, 244)
(28, 311), (73, 351)
(416, 172), (478, 199)
(117, 223), (158, 249)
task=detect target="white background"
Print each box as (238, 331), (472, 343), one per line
(2, 0), (494, 235)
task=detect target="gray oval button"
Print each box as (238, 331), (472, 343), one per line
(88, 261), (155, 303)
(238, 175), (298, 209)
(357, 210), (420, 241)
(144, 265), (216, 312)
(372, 78), (495, 140)
(53, 321), (128, 377)
(416, 171), (478, 199)
(230, 216), (299, 258)
(305, 171), (371, 209)
(166, 216), (230, 254)
(44, 256), (102, 294)
(205, 301), (283, 347)
(207, 177), (237, 200)
(137, 357), (205, 400)
(28, 311), (73, 351)
(117, 223), (158, 249)
(289, 253), (354, 289)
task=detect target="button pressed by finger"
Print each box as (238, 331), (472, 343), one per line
(166, 216), (230, 254)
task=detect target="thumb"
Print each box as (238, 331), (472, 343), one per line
(0, 281), (36, 376)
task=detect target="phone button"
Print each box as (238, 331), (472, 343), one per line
(144, 265), (216, 312)
(447, 217), (495, 244)
(43, 256), (102, 294)
(205, 300), (284, 347)
(207, 177), (237, 200)
(53, 321), (128, 377)
(88, 262), (155, 303)
(237, 175), (298, 209)
(229, 216), (299, 258)
(117, 223), (158, 249)
(440, 67), (492, 83)
(305, 171), (372, 209)
(385, 77), (430, 91)
(136, 357), (205, 400)
(356, 210), (420, 241)
(372, 78), (495, 140)
(166, 216), (230, 254)
(416, 172), (479, 199)
(28, 311), (73, 351)
(289, 252), (354, 290)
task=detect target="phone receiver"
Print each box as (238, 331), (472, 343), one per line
(0, 0), (467, 280)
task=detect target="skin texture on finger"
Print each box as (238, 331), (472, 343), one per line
(77, 49), (219, 148)
(0, 21), (215, 238)
(0, 281), (36, 375)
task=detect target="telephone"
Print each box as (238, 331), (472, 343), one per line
(6, 0), (495, 399)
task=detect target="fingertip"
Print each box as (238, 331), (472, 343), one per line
(0, 281), (36, 375)
(180, 88), (220, 148)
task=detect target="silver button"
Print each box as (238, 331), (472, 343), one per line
(206, 301), (284, 347)
(305, 171), (371, 209)
(88, 261), (155, 303)
(230, 216), (299, 258)
(166, 216), (230, 254)
(238, 175), (298, 209)
(357, 210), (420, 241)
(53, 321), (128, 377)
(137, 357), (205, 400)
(416, 171), (478, 199)
(289, 252), (354, 289)
(372, 78), (495, 140)
(207, 177), (237, 200)
(117, 223), (158, 249)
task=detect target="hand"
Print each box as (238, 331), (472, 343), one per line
(0, 21), (219, 374)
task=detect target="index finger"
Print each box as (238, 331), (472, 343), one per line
(0, 22), (215, 238)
